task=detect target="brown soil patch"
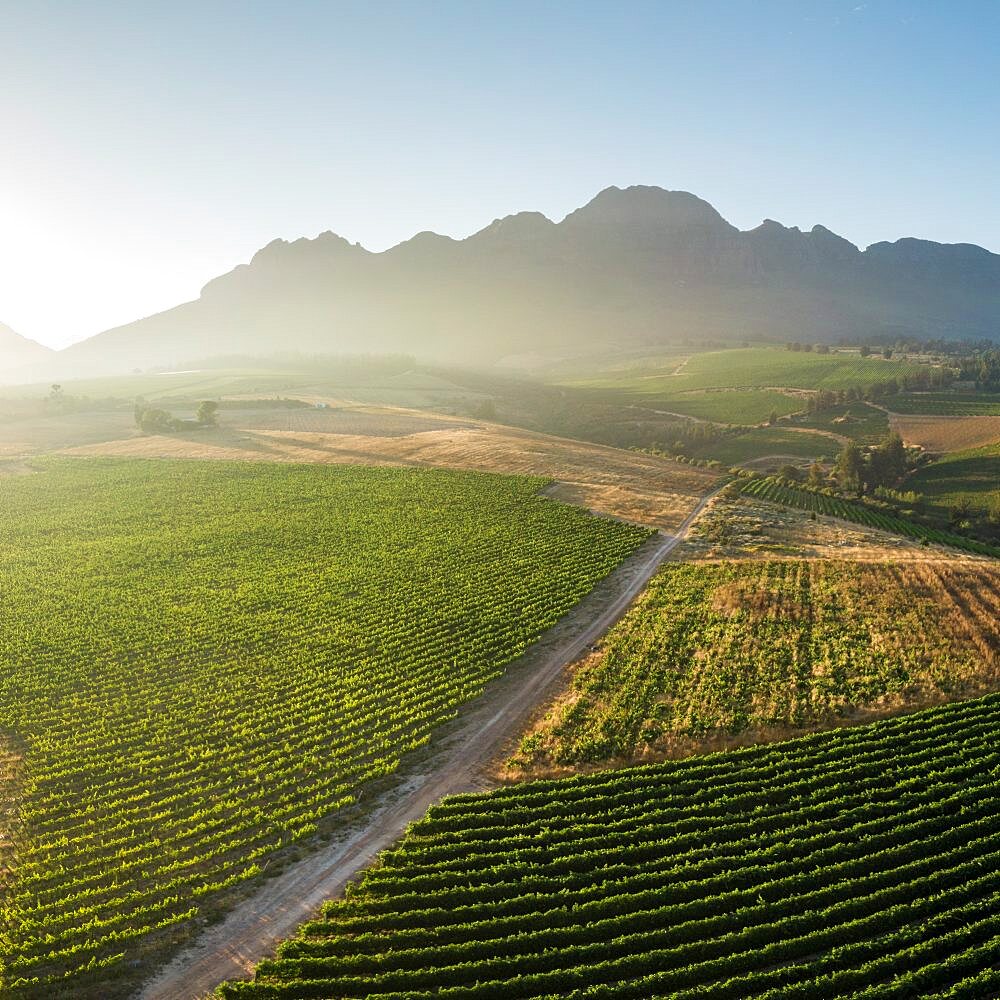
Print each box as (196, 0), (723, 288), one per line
(891, 414), (1000, 453)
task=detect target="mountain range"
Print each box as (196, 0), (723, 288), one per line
(0, 322), (52, 377)
(18, 186), (1000, 378)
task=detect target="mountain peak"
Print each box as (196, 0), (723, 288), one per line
(0, 320), (52, 378)
(561, 185), (736, 233)
(470, 211), (555, 243)
(250, 231), (364, 266)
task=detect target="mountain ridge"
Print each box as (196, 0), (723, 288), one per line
(0, 321), (53, 377)
(44, 185), (1000, 376)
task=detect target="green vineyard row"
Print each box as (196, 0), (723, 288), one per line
(219, 692), (1000, 998)
(0, 459), (648, 996)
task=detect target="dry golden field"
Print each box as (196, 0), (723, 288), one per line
(891, 412), (1000, 453)
(507, 558), (1000, 779)
(672, 493), (985, 563)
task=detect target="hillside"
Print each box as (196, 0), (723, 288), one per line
(53, 186), (1000, 376)
(0, 323), (51, 379)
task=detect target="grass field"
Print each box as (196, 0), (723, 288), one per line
(511, 560), (999, 771)
(794, 402), (890, 444)
(0, 458), (647, 997)
(556, 348), (933, 427)
(648, 388), (804, 424)
(889, 392), (1000, 416)
(695, 426), (837, 465)
(218, 692), (1000, 999)
(568, 348), (929, 392)
(906, 442), (1000, 516)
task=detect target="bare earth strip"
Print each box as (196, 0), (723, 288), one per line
(0, 731), (25, 903)
(136, 489), (719, 1000)
(62, 406), (718, 531)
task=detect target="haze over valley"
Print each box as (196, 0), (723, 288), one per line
(3, 5), (1000, 999)
(4, 184), (999, 381)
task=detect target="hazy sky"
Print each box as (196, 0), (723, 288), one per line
(2, 1), (998, 349)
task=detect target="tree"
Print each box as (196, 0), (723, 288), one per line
(880, 432), (908, 481)
(768, 410), (779, 426)
(862, 432), (909, 490)
(859, 345), (871, 358)
(807, 462), (826, 488)
(45, 383), (66, 413)
(882, 347), (894, 360)
(815, 344), (830, 355)
(138, 408), (177, 434)
(196, 400), (220, 426)
(835, 441), (864, 493)
(779, 464), (804, 482)
(950, 497), (975, 529)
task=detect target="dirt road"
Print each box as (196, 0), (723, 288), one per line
(136, 489), (718, 1000)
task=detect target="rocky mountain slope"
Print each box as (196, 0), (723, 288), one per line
(53, 186), (1000, 374)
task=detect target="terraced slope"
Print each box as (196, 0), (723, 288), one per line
(220, 693), (1000, 999)
(0, 458), (648, 997)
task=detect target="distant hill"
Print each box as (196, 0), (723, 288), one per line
(0, 322), (52, 379)
(55, 186), (1000, 375)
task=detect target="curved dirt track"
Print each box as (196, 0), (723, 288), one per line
(137, 489), (718, 1000)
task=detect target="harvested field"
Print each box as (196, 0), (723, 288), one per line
(0, 409), (135, 458)
(891, 413), (1000, 453)
(61, 405), (719, 530)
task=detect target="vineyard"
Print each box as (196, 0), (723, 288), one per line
(218, 692), (1000, 999)
(888, 392), (1000, 416)
(511, 560), (1000, 769)
(566, 347), (930, 393)
(0, 458), (648, 997)
(738, 476), (1000, 557)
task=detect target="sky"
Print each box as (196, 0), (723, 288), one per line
(1, 1), (998, 350)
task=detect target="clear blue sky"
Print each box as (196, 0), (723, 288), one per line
(2, 0), (998, 348)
